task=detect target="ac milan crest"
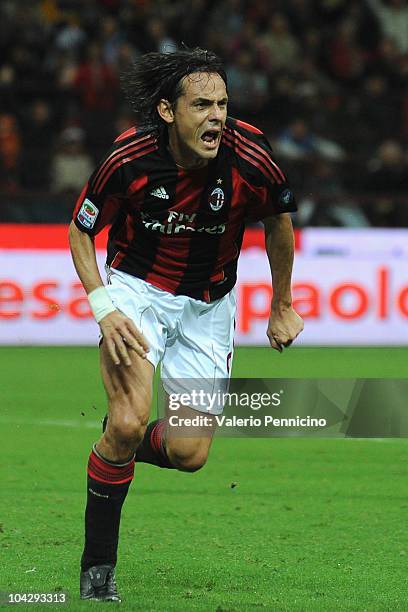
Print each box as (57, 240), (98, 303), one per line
(209, 187), (225, 211)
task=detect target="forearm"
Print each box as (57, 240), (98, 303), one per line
(69, 221), (120, 325)
(263, 213), (294, 309)
(68, 221), (105, 295)
(69, 222), (148, 363)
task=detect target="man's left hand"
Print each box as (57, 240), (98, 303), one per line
(267, 304), (304, 352)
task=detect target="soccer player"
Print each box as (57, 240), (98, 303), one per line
(69, 47), (303, 602)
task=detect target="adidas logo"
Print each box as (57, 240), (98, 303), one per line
(150, 186), (169, 200)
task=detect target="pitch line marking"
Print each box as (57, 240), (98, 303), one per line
(0, 416), (100, 429)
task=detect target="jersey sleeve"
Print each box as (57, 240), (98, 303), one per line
(72, 145), (125, 236)
(243, 131), (297, 222)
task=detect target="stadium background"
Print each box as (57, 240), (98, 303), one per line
(1, 1), (408, 610)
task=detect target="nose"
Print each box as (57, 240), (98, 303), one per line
(208, 104), (224, 122)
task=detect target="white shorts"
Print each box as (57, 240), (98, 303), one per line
(106, 269), (236, 414)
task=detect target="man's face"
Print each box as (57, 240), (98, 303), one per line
(164, 72), (228, 168)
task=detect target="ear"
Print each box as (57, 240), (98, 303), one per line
(157, 99), (174, 125)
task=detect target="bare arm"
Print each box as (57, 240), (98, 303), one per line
(69, 221), (149, 365)
(263, 213), (304, 351)
(68, 221), (105, 294)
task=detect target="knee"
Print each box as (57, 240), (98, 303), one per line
(106, 412), (148, 449)
(167, 445), (209, 473)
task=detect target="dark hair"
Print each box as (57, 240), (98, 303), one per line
(121, 47), (227, 134)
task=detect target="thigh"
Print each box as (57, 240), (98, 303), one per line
(164, 395), (217, 462)
(100, 339), (154, 425)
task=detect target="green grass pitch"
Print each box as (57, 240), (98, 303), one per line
(1, 346), (408, 611)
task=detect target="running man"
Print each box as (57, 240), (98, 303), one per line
(69, 47), (303, 602)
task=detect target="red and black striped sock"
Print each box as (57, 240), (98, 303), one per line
(81, 445), (135, 571)
(135, 419), (175, 469)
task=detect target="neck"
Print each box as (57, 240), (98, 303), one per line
(167, 133), (208, 170)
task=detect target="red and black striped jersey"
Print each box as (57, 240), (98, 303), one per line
(73, 117), (296, 302)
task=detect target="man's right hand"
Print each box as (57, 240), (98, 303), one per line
(99, 310), (149, 366)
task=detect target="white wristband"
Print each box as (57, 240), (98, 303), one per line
(88, 286), (116, 323)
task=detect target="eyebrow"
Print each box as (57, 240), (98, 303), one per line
(192, 97), (228, 104)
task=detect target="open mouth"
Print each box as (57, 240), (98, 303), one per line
(200, 129), (221, 149)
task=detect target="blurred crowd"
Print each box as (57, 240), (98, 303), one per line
(0, 0), (407, 226)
